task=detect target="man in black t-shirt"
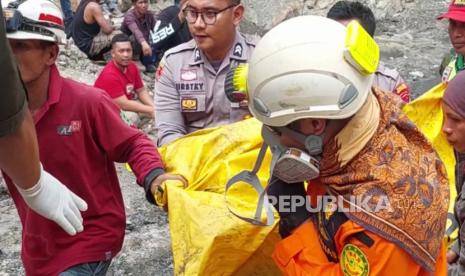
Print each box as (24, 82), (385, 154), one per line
(149, 0), (192, 65)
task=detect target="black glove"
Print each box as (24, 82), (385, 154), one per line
(267, 177), (312, 238)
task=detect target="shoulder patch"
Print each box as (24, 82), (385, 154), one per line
(233, 43), (243, 57)
(340, 244), (369, 276)
(163, 39), (196, 59)
(156, 62), (165, 81)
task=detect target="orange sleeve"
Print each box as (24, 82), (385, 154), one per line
(272, 220), (446, 276)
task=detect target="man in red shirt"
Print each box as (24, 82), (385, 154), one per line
(1, 0), (88, 237)
(4, 1), (185, 275)
(95, 33), (154, 127)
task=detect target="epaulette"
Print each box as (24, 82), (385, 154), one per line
(375, 62), (401, 82)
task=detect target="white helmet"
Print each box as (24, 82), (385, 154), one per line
(3, 0), (66, 44)
(248, 16), (378, 127)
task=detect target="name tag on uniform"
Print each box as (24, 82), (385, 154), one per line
(176, 82), (205, 92)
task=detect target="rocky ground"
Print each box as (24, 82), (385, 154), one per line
(0, 0), (453, 275)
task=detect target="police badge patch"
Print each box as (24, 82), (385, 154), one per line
(181, 98), (198, 111)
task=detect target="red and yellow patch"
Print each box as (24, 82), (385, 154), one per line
(156, 63), (165, 81)
(394, 83), (410, 102)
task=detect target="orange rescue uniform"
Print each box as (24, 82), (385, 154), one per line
(272, 182), (447, 276)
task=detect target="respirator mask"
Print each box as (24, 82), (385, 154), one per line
(262, 125), (322, 183)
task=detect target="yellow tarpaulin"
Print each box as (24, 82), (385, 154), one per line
(402, 82), (458, 243)
(156, 118), (281, 276)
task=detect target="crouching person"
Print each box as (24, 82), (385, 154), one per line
(95, 34), (155, 128)
(3, 1), (185, 275)
(244, 16), (449, 275)
(71, 0), (118, 61)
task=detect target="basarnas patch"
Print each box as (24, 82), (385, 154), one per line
(340, 244), (369, 276)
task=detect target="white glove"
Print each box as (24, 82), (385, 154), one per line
(16, 164), (88, 236)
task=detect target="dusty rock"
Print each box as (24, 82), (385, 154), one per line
(409, 71), (426, 79)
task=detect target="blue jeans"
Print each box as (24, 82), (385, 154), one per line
(129, 35), (157, 68)
(141, 52), (157, 68)
(59, 260), (112, 276)
(60, 0), (73, 36)
(60, 0), (73, 22)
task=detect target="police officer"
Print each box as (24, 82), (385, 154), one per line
(154, 0), (256, 146)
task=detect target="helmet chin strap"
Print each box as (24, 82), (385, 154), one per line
(224, 125), (324, 226)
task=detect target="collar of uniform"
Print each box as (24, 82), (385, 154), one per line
(33, 64), (63, 124)
(189, 30), (248, 66)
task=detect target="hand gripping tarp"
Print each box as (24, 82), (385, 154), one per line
(403, 82), (458, 244)
(154, 118), (281, 276)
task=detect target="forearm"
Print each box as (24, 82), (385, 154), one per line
(117, 99), (153, 114)
(128, 21), (146, 45)
(0, 111), (40, 189)
(113, 132), (165, 195)
(102, 23), (114, 34)
(138, 91), (154, 108)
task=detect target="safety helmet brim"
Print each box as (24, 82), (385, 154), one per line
(6, 29), (63, 44)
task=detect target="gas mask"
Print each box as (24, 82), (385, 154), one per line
(262, 125), (322, 183)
